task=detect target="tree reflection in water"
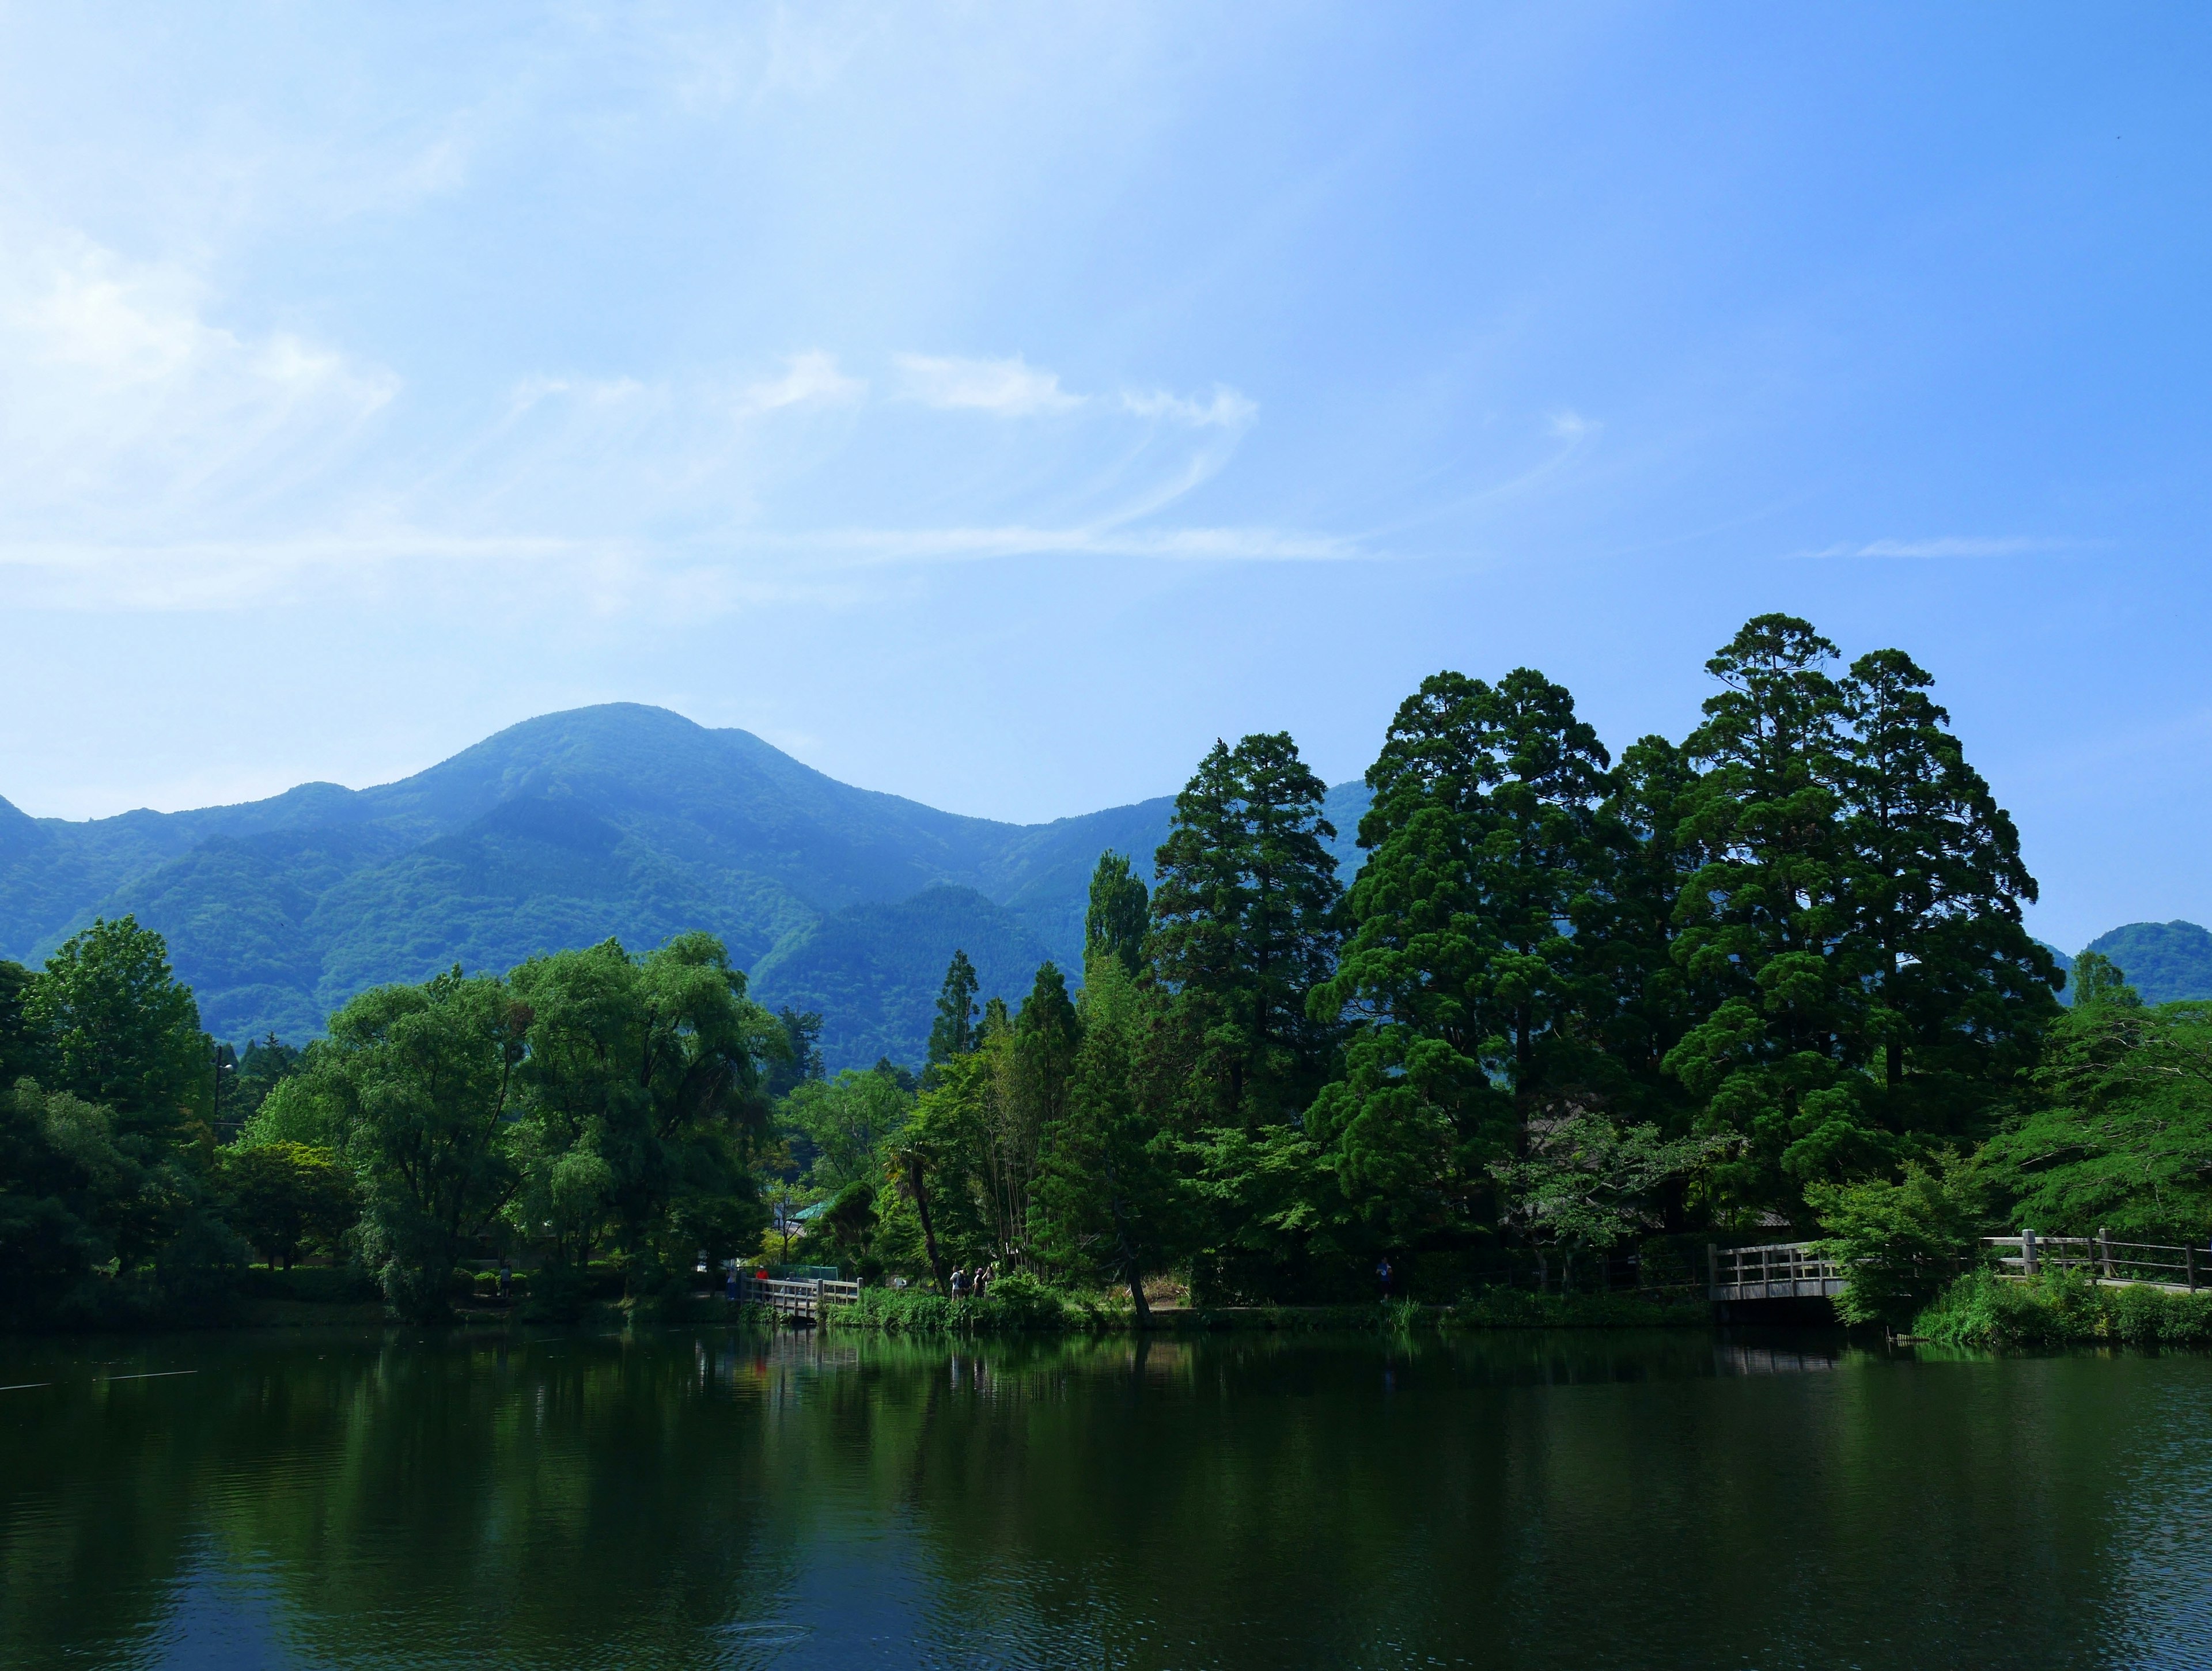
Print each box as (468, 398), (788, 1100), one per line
(1, 1328), (2207, 1669)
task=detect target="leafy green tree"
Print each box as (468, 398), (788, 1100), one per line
(2070, 950), (2138, 1009)
(1836, 647), (2061, 1141)
(216, 1142), (358, 1269)
(1032, 953), (1188, 1320)
(286, 969), (529, 1318)
(780, 1065), (914, 1194)
(506, 934), (782, 1291)
(925, 950), (980, 1073)
(0, 1080), (149, 1324)
(1488, 1101), (1722, 1287)
(1151, 733), (1342, 1127)
(1085, 851), (1150, 976)
(1588, 736), (1707, 1114)
(0, 959), (43, 1088)
(1809, 1155), (1986, 1327)
(26, 917), (208, 1146)
(1974, 996), (2212, 1242)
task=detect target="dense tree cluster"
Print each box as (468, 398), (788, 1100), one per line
(804, 615), (2078, 1306)
(11, 613), (2206, 1327)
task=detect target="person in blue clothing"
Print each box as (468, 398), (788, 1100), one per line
(1376, 1256), (1393, 1302)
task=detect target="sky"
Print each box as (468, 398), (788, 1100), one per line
(1, 2), (2208, 952)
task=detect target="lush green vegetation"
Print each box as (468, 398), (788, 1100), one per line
(767, 614), (2146, 1325)
(10, 615), (2212, 1337)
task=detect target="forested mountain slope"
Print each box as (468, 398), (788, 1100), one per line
(2080, 920), (2212, 1005)
(0, 704), (1374, 1067)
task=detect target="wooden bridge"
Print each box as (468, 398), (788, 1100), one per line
(740, 1274), (862, 1320)
(1708, 1242), (1846, 1303)
(1709, 1231), (2211, 1304)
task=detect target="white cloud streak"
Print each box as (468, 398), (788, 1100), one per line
(1800, 536), (2076, 559)
(893, 352), (1082, 416)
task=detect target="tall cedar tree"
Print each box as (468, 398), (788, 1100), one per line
(1085, 852), (1150, 976)
(1664, 616), (1862, 1218)
(1032, 952), (1185, 1320)
(1589, 735), (1707, 1113)
(1308, 669), (1613, 1236)
(1837, 649), (2061, 1143)
(1149, 734), (1342, 1128)
(926, 950), (982, 1071)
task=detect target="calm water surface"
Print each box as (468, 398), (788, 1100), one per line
(1, 1326), (2207, 1670)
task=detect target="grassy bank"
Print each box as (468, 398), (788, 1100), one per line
(820, 1276), (1714, 1335)
(1914, 1270), (2212, 1348)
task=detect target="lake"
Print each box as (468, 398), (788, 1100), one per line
(2, 1326), (2207, 1669)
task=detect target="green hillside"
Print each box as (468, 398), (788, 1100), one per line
(749, 885), (1058, 1069)
(2080, 920), (2212, 1005)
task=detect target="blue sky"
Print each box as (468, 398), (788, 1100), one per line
(1, 3), (2207, 950)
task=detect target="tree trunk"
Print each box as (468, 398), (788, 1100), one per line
(907, 1154), (949, 1296)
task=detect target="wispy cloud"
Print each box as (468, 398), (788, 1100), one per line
(0, 228), (397, 533)
(739, 350), (865, 412)
(1799, 536), (2077, 560)
(893, 352), (1082, 416)
(1119, 385), (1256, 429)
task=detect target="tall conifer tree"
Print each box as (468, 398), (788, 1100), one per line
(1085, 852), (1150, 977)
(1150, 733), (1342, 1127)
(926, 950), (981, 1070)
(1836, 647), (2061, 1139)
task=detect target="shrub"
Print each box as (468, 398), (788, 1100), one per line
(1915, 1269), (2212, 1347)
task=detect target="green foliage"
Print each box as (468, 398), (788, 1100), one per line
(1490, 1106), (1724, 1263)
(831, 1270), (1111, 1333)
(287, 969), (529, 1318)
(1085, 851), (1149, 976)
(1030, 953), (1190, 1316)
(925, 949), (980, 1069)
(1974, 998), (2212, 1241)
(1664, 619), (2057, 1223)
(25, 916), (209, 1145)
(505, 934), (780, 1289)
(1151, 733), (1342, 1128)
(215, 1142), (358, 1270)
(780, 1064), (914, 1194)
(1915, 1267), (2212, 1348)
(1807, 1155), (1984, 1326)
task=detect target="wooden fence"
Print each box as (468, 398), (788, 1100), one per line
(739, 1275), (862, 1319)
(1986, 1232), (2205, 1291)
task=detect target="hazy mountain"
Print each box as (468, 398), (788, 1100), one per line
(0, 704), (1374, 1070)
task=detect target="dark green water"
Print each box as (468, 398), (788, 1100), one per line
(2, 1328), (2207, 1670)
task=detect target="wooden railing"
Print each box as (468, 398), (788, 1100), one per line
(1707, 1241), (1845, 1302)
(738, 1275), (861, 1318)
(1986, 1232), (2205, 1291)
